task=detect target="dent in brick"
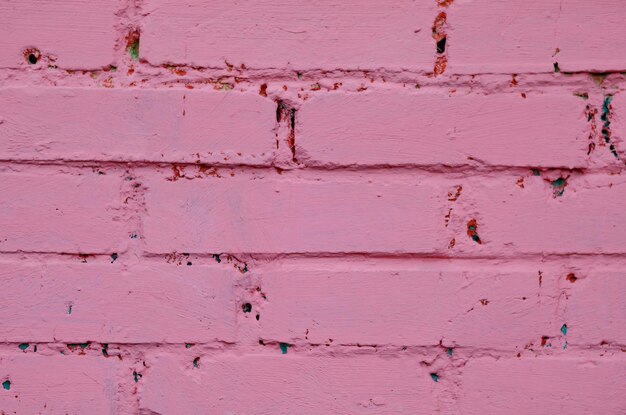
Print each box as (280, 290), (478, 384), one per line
(259, 83), (268, 97)
(23, 48), (41, 65)
(447, 185), (462, 201)
(210, 253), (248, 273)
(466, 219), (482, 244)
(432, 11), (448, 76)
(585, 104), (599, 155)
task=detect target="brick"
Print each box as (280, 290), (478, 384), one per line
(139, 353), (438, 414)
(261, 264), (624, 348)
(0, 0), (115, 69)
(297, 90), (588, 168)
(0, 87), (276, 164)
(458, 356), (626, 414)
(0, 354), (118, 414)
(0, 262), (237, 343)
(453, 175), (626, 255)
(142, 177), (444, 254)
(256, 264), (620, 348)
(141, 0), (437, 70)
(0, 171), (125, 253)
(448, 0), (626, 74)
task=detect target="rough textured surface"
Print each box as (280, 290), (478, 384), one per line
(0, 0), (625, 413)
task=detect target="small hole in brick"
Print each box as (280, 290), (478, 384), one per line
(255, 314), (260, 321)
(566, 273), (577, 283)
(436, 37), (446, 54)
(28, 53), (38, 64)
(242, 303), (252, 313)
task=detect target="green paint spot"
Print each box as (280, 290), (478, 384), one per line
(193, 357), (200, 368)
(18, 343), (29, 351)
(430, 373), (439, 382)
(67, 343), (77, 350)
(128, 40), (139, 61)
(2, 380), (10, 390)
(68, 304), (73, 315)
(102, 344), (109, 357)
(561, 324), (568, 336)
(446, 348), (453, 357)
(79, 342), (90, 350)
(185, 343), (193, 349)
(212, 254), (221, 263)
(133, 371), (141, 383)
(279, 343), (289, 354)
(532, 169), (540, 176)
(471, 234), (480, 242)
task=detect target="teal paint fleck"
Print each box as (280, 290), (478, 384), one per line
(561, 324), (568, 336)
(185, 343), (193, 349)
(471, 234), (480, 242)
(279, 343), (289, 354)
(446, 348), (453, 357)
(600, 95), (619, 159)
(430, 373), (439, 382)
(193, 357), (200, 368)
(532, 169), (540, 176)
(212, 254), (222, 263)
(79, 342), (90, 350)
(2, 380), (10, 390)
(18, 343), (29, 351)
(68, 304), (73, 315)
(110, 253), (118, 263)
(551, 178), (566, 197)
(133, 371), (141, 383)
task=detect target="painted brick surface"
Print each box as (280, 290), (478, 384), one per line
(0, 0), (625, 413)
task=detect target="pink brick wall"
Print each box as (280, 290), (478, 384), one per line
(0, 0), (625, 413)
